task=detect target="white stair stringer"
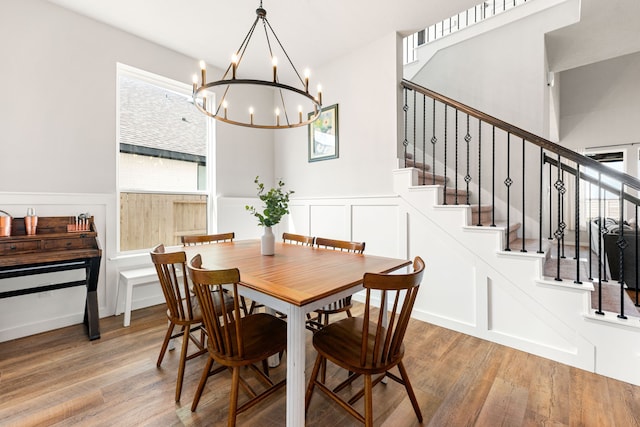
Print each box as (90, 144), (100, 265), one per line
(393, 168), (640, 386)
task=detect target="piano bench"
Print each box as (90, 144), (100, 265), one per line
(115, 267), (159, 327)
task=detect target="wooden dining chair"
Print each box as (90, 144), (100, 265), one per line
(150, 244), (218, 402)
(181, 232), (235, 246)
(188, 254), (287, 426)
(282, 232), (314, 246)
(306, 237), (366, 332)
(305, 256), (425, 426)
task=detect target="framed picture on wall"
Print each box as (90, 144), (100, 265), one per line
(308, 104), (339, 162)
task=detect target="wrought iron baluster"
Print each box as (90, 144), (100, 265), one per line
(538, 147), (544, 254)
(465, 115), (471, 205)
(412, 90), (416, 170)
(617, 182), (627, 319)
(477, 119), (482, 226)
(548, 163), (553, 240)
(574, 164), (581, 283)
(492, 126), (496, 227)
(402, 88), (409, 167)
(560, 169), (566, 259)
(455, 110), (459, 204)
(634, 205), (640, 307)
(554, 154), (566, 281)
(443, 105), (448, 205)
(422, 95), (426, 184)
(587, 182), (595, 280)
(505, 133), (512, 251)
(521, 138), (526, 252)
(432, 99), (437, 185)
(596, 173), (604, 315)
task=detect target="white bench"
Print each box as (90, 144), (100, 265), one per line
(115, 267), (159, 327)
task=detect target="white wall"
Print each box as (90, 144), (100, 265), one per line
(0, 0), (273, 342)
(559, 51), (640, 152)
(274, 32), (402, 198)
(411, 0), (579, 137)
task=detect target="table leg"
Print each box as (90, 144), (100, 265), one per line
(286, 305), (306, 427)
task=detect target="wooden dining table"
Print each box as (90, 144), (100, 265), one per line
(182, 239), (411, 426)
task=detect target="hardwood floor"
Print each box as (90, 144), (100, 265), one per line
(1, 304), (640, 426)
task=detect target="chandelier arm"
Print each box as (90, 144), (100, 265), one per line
(261, 17), (274, 60)
(277, 88), (290, 126)
(263, 19), (305, 87)
(215, 85), (232, 117)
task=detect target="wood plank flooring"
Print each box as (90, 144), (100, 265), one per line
(1, 304), (640, 426)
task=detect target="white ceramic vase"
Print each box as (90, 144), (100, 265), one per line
(261, 226), (275, 255)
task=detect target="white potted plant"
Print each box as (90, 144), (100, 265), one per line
(245, 176), (294, 255)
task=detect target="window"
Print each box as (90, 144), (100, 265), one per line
(583, 151), (625, 221)
(117, 64), (213, 252)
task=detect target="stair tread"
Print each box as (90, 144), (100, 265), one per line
(404, 158), (430, 170)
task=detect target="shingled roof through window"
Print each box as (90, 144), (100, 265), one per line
(119, 75), (207, 159)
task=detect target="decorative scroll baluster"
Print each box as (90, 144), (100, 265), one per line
(465, 115), (471, 205)
(505, 133), (512, 251)
(477, 120), (482, 226)
(521, 138), (526, 252)
(538, 147), (544, 254)
(431, 99), (437, 185)
(554, 154), (566, 281)
(617, 182), (627, 319)
(403, 88), (409, 166)
(574, 164), (581, 284)
(491, 126), (496, 226)
(443, 105), (448, 204)
(560, 169), (566, 259)
(596, 173), (604, 315)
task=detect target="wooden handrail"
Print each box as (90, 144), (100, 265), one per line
(401, 79), (640, 192)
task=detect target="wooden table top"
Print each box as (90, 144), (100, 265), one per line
(182, 240), (411, 307)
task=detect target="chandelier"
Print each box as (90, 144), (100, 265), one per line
(193, 1), (322, 129)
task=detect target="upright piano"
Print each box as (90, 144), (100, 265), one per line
(0, 216), (102, 340)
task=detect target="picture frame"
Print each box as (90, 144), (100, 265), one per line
(308, 104), (339, 162)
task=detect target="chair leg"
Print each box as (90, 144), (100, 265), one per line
(175, 324), (191, 402)
(397, 361), (423, 422)
(191, 356), (214, 411)
(364, 374), (373, 427)
(305, 354), (323, 412)
(157, 321), (175, 367)
(228, 367), (240, 427)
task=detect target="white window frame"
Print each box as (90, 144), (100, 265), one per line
(115, 63), (215, 254)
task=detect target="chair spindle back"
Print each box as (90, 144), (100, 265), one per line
(361, 256), (425, 367)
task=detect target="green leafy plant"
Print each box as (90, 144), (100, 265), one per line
(245, 176), (294, 227)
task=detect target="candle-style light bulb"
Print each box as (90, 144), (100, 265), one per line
(202, 95), (207, 111)
(272, 57), (278, 83)
(304, 69), (310, 93)
(298, 105), (303, 123)
(231, 53), (238, 79)
(199, 60), (206, 86)
(275, 107), (280, 126)
(192, 74), (198, 92)
(317, 84), (322, 105)
(249, 107), (254, 125)
(222, 100), (228, 119)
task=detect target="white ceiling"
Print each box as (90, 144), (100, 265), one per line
(47, 0), (479, 73)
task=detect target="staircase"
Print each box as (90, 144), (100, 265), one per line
(396, 79), (640, 386)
